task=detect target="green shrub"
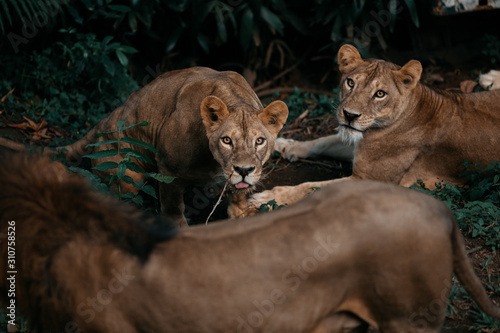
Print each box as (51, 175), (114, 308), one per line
(0, 30), (138, 140)
(282, 87), (339, 123)
(412, 161), (500, 250)
(71, 121), (175, 212)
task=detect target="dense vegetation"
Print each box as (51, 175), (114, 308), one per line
(0, 0), (499, 331)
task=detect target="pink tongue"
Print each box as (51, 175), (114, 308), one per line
(235, 182), (250, 189)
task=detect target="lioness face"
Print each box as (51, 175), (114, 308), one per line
(336, 45), (422, 145)
(201, 96), (288, 191)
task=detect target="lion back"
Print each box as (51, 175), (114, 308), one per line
(0, 153), (176, 331)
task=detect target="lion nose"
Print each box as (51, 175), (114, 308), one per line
(343, 109), (361, 123)
(233, 166), (255, 177)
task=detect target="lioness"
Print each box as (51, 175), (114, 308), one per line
(0, 67), (288, 226)
(1, 154), (499, 332)
(243, 44), (500, 212)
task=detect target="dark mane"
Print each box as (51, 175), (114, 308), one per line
(0, 152), (177, 263)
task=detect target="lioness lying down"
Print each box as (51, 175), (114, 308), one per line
(244, 44), (500, 212)
(1, 154), (499, 333)
(0, 67), (288, 227)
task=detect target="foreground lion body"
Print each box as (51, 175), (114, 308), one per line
(1, 154), (499, 332)
(249, 45), (500, 211)
(0, 67), (288, 226)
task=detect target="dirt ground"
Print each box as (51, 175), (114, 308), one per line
(1, 65), (499, 332)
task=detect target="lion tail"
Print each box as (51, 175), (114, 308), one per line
(452, 221), (500, 318)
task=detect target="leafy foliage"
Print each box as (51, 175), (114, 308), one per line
(0, 30), (138, 139)
(80, 120), (174, 210)
(258, 199), (287, 213)
(482, 34), (500, 65)
(281, 87), (339, 122)
(412, 161), (500, 250)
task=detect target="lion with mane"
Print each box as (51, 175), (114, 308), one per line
(1, 153), (499, 332)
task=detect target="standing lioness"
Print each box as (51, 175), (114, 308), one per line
(0, 67), (288, 226)
(1, 154), (499, 332)
(243, 45), (500, 212)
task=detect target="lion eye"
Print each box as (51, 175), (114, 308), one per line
(221, 137), (232, 145)
(374, 90), (387, 98)
(255, 137), (265, 146)
(346, 78), (355, 88)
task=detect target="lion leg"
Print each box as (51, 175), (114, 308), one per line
(158, 180), (189, 228)
(227, 191), (258, 219)
(312, 313), (369, 333)
(248, 176), (352, 212)
(274, 134), (355, 162)
(378, 321), (441, 333)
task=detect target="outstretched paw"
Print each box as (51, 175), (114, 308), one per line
(274, 137), (310, 162)
(248, 186), (297, 212)
(479, 70), (500, 91)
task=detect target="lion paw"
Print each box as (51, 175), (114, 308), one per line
(274, 138), (310, 162)
(248, 186), (295, 212)
(479, 70), (500, 90)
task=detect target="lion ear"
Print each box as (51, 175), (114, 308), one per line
(200, 96), (230, 131)
(396, 60), (422, 89)
(338, 44), (363, 74)
(259, 100), (289, 136)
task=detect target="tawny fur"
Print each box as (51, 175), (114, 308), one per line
(1, 154), (499, 332)
(0, 67), (288, 227)
(246, 45), (500, 212)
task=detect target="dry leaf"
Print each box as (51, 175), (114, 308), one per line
(1, 88), (15, 103)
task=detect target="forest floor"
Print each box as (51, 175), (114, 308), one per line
(0, 63), (499, 332)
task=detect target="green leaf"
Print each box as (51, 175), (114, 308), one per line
(146, 172), (175, 184)
(119, 120), (150, 132)
(123, 160), (145, 173)
(239, 8), (253, 50)
(116, 50), (129, 67)
(86, 139), (119, 147)
(214, 5), (227, 42)
(102, 35), (114, 46)
(117, 45), (138, 54)
(388, 0), (398, 32)
(93, 161), (119, 171)
(260, 6), (284, 35)
(1, 0), (12, 29)
(197, 33), (210, 53)
(120, 174), (135, 184)
(131, 195), (143, 206)
(133, 180), (144, 189)
(117, 162), (127, 179)
(121, 137), (158, 153)
(128, 12), (138, 32)
(120, 148), (154, 165)
(141, 184), (158, 199)
(403, 0), (420, 28)
(84, 149), (118, 159)
(166, 27), (183, 53)
(117, 120), (127, 129)
(121, 192), (135, 199)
